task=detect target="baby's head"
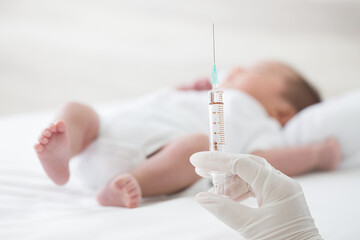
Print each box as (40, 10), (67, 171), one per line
(220, 61), (321, 126)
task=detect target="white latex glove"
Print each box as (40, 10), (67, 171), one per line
(190, 151), (322, 240)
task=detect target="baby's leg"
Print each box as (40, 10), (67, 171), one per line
(97, 133), (208, 208)
(34, 102), (99, 185)
(253, 138), (342, 177)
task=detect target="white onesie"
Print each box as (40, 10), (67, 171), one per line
(71, 88), (283, 189)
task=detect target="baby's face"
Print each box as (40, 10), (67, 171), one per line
(220, 61), (296, 124)
(221, 61), (290, 96)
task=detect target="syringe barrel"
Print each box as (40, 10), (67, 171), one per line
(208, 89), (227, 196)
(208, 89), (225, 152)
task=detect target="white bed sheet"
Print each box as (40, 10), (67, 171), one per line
(0, 109), (360, 239)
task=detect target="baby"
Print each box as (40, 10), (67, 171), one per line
(34, 61), (341, 208)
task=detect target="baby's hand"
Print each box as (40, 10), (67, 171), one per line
(177, 78), (212, 91)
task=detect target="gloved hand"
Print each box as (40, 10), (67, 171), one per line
(190, 151), (322, 240)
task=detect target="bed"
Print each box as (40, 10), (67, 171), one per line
(1, 107), (360, 240)
(1, 0), (360, 239)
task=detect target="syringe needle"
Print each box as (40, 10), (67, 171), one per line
(211, 24), (219, 87)
(212, 23), (215, 65)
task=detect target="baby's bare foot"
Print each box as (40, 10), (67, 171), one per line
(34, 120), (71, 185)
(316, 138), (342, 171)
(97, 173), (142, 208)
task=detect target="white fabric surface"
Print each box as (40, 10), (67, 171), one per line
(282, 90), (360, 169)
(1, 108), (360, 239)
(72, 88), (282, 189)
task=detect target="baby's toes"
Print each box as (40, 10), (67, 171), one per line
(55, 120), (66, 132)
(34, 143), (44, 152)
(125, 182), (140, 195)
(38, 135), (49, 144)
(113, 178), (131, 190)
(42, 129), (52, 138)
(124, 181), (141, 201)
(48, 123), (57, 133)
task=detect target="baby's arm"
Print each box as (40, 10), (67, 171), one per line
(177, 77), (212, 91)
(252, 138), (342, 176)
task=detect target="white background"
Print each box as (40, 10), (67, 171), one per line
(0, 0), (359, 115)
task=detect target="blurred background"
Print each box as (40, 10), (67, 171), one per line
(0, 0), (359, 116)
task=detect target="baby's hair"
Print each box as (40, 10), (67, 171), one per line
(283, 68), (321, 113)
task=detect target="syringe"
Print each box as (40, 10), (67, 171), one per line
(208, 24), (227, 195)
